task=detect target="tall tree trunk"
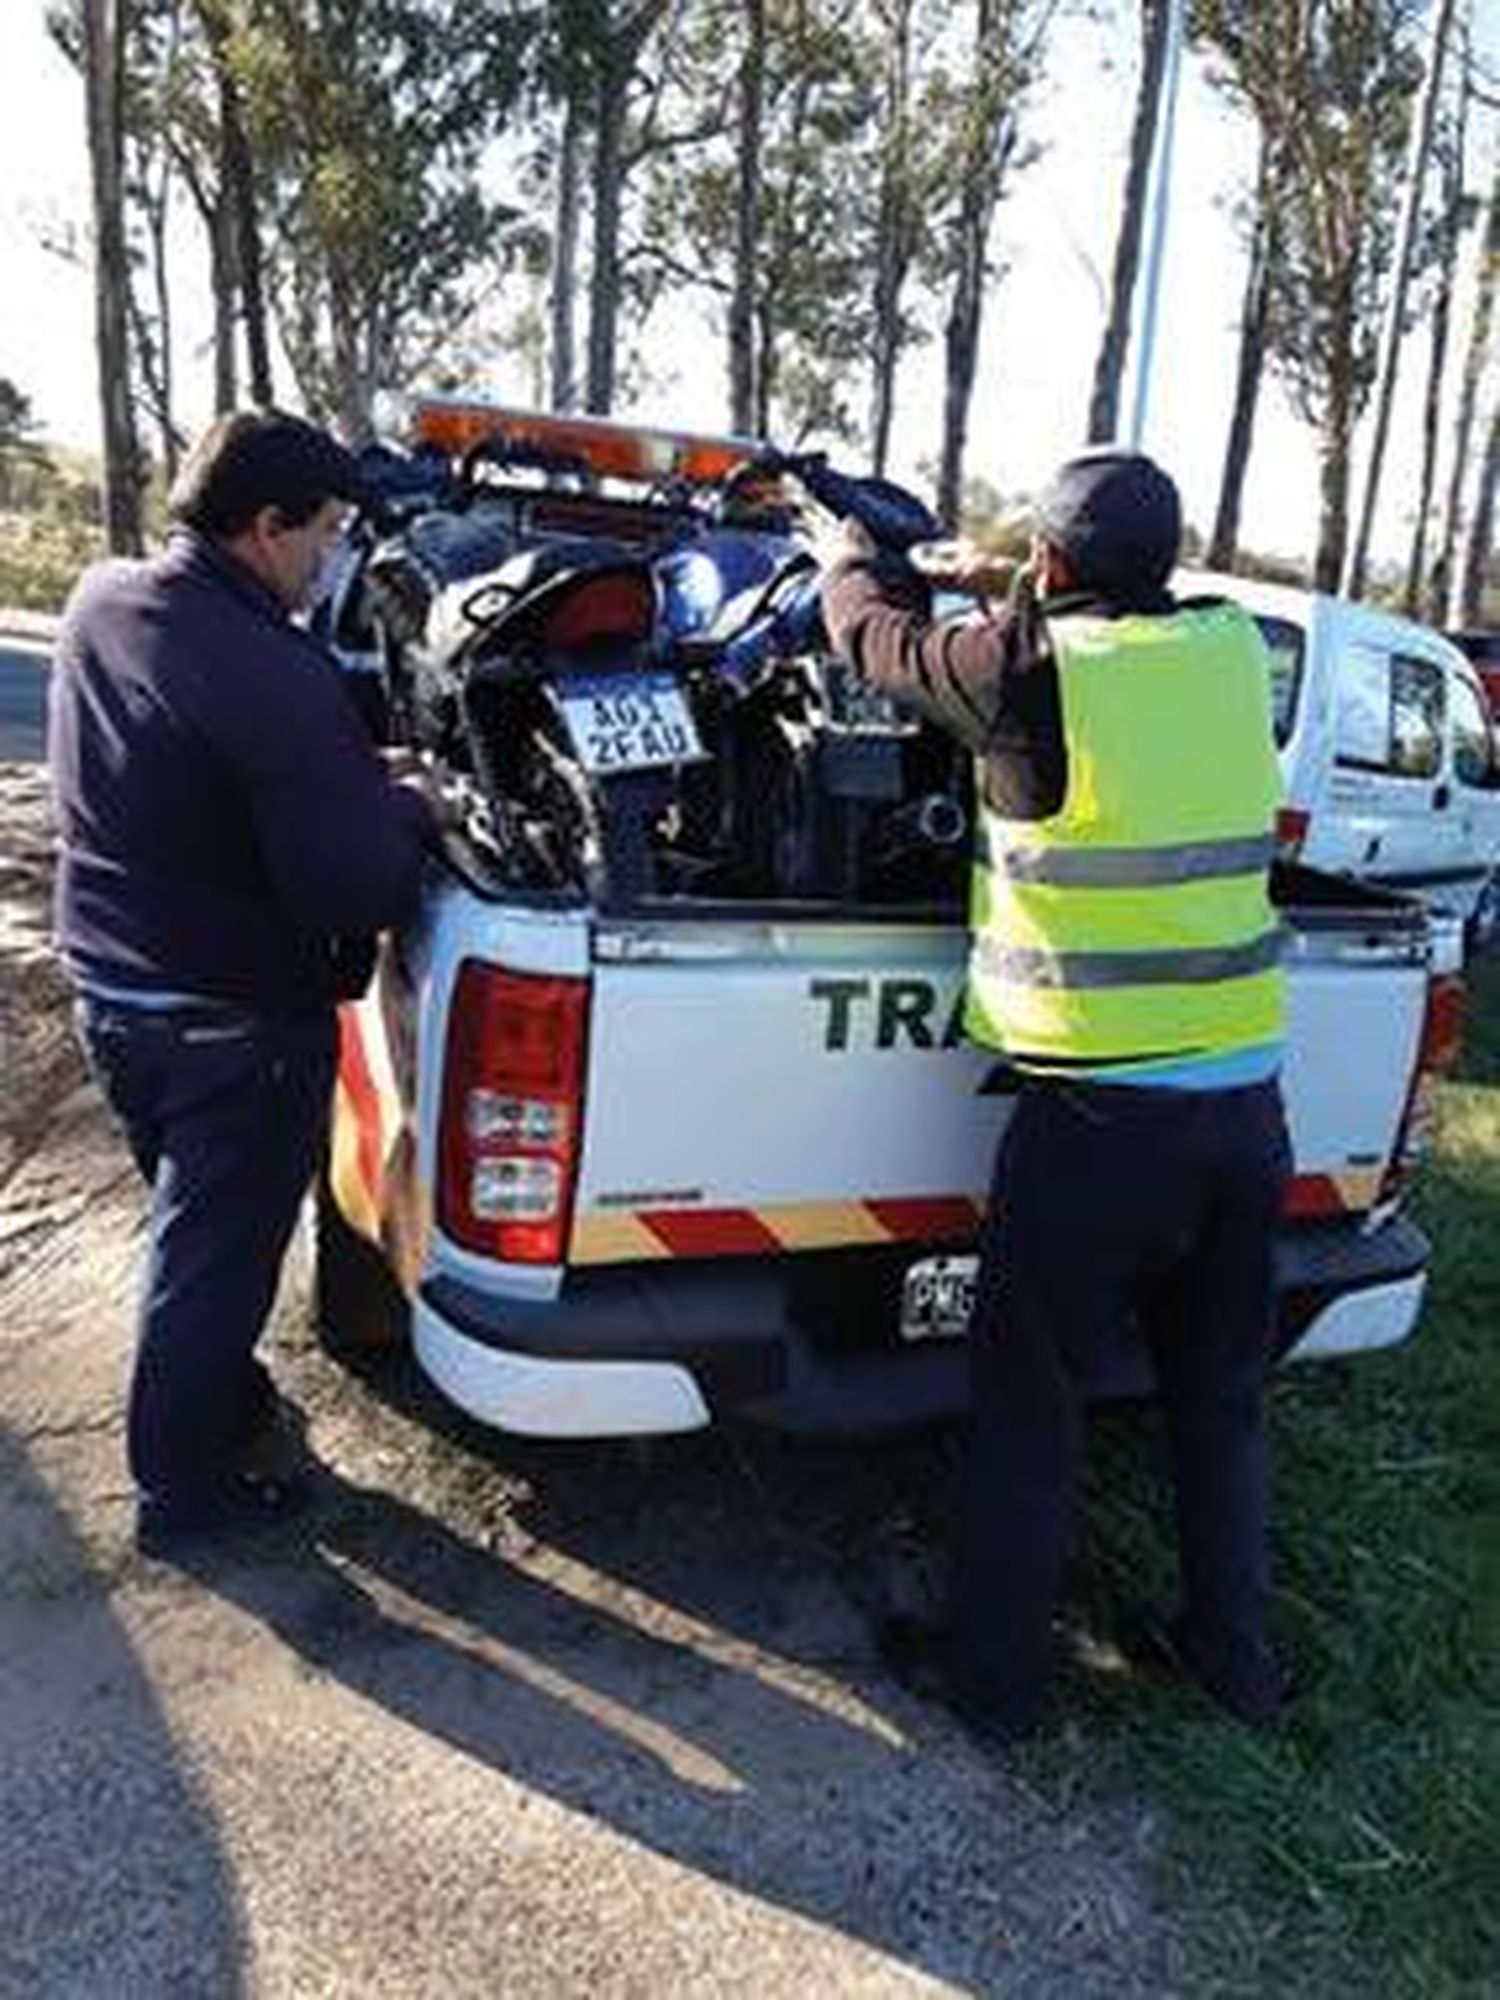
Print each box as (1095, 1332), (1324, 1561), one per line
(586, 49), (628, 413)
(1208, 143), (1275, 569)
(1407, 276), (1454, 614)
(328, 271), (372, 441)
(171, 124), (238, 412)
(754, 290), (776, 439)
(1458, 398), (1500, 624)
(208, 179), (239, 412)
(549, 91), (585, 413)
(141, 139), (180, 475)
(1315, 358), (1353, 591)
(1345, 0), (1458, 598)
(937, 194), (987, 529)
(937, 0), (1015, 529)
(869, 0), (914, 476)
(728, 0), (766, 436)
(83, 0), (142, 553)
(1405, 78), (1467, 616)
(1087, 0), (1168, 444)
(224, 78), (272, 406)
(1436, 155), (1500, 624)
(196, 1), (273, 406)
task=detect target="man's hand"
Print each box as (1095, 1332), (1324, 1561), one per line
(808, 514), (877, 574)
(909, 538), (1023, 598)
(379, 745), (428, 786)
(379, 745), (468, 844)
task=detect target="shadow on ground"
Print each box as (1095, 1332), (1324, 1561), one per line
(178, 1347), (1164, 1996)
(0, 1427), (246, 1998)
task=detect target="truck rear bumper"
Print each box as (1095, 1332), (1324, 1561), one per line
(413, 1302), (713, 1436)
(413, 1213), (1431, 1438)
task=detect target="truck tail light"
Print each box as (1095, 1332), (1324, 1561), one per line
(1380, 969), (1465, 1205)
(437, 962), (589, 1264)
(1274, 806), (1309, 862)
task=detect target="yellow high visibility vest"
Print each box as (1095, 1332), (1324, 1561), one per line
(965, 601), (1284, 1066)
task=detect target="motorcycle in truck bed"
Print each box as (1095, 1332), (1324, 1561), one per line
(312, 399), (1463, 1439)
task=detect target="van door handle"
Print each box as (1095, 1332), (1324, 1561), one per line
(1433, 782), (1452, 809)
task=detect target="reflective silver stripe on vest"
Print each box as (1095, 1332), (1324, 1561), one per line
(975, 832), (1275, 887)
(975, 926), (1284, 990)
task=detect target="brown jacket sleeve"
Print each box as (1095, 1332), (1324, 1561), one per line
(819, 523), (1069, 820)
(819, 523), (1047, 753)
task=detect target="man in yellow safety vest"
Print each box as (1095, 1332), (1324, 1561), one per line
(821, 447), (1292, 1736)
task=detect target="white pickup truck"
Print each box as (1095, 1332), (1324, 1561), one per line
(312, 402), (1464, 1440)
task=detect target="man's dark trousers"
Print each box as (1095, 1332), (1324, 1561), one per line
(950, 1075), (1292, 1729)
(78, 997), (336, 1513)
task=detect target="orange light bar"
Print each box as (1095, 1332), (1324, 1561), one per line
(411, 396), (764, 488)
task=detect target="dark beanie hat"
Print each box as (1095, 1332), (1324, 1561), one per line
(169, 410), (364, 537)
(1036, 448), (1182, 595)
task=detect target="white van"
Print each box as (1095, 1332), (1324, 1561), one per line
(1182, 572), (1500, 928)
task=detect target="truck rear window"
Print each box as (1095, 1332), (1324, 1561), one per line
(1254, 615), (1304, 747)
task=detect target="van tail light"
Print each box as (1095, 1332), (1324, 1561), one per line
(437, 962), (590, 1264)
(1274, 806), (1309, 862)
(1379, 969), (1465, 1205)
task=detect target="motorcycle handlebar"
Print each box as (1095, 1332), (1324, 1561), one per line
(752, 449), (941, 552)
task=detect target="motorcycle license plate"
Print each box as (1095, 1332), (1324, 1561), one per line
(900, 1254), (978, 1343)
(557, 671), (705, 774)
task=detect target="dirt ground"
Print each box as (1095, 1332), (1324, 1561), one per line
(0, 763), (1172, 1998)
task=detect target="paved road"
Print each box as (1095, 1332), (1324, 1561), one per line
(0, 642), (48, 762)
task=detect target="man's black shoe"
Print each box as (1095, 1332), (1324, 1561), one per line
(876, 1614), (1034, 1747)
(238, 1383), (311, 1482)
(1131, 1610), (1294, 1729)
(877, 1612), (952, 1700)
(135, 1468), (313, 1558)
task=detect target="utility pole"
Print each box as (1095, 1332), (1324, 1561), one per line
(1344, 0), (1459, 600)
(1125, 0), (1186, 449)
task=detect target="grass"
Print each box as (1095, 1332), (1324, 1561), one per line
(1042, 954), (1500, 1996)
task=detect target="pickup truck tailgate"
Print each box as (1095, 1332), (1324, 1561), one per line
(571, 920), (1000, 1261)
(567, 902), (1429, 1263)
(1280, 919), (1427, 1212)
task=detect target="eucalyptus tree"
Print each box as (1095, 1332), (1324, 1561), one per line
(192, 0), (275, 407)
(1345, 0), (1459, 597)
(866, 0), (950, 472)
(638, 0), (880, 444)
(0, 382), (51, 511)
(1458, 397), (1499, 621)
(1404, 61), (1474, 616)
(1436, 145), (1499, 621)
(529, 0), (736, 417)
(228, 0), (534, 438)
(1274, 3), (1424, 589)
(68, 0), (143, 550)
(1192, 0), (1317, 568)
(926, 0), (1055, 527)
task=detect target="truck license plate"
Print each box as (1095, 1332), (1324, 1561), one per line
(557, 671), (705, 774)
(900, 1254), (978, 1343)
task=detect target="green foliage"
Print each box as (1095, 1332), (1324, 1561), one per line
(227, 0), (538, 435)
(0, 447), (106, 613)
(638, 0), (883, 442)
(0, 380), (47, 490)
(1194, 0), (1423, 440)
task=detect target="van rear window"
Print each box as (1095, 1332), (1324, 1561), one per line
(1254, 616), (1303, 746)
(1333, 645), (1446, 779)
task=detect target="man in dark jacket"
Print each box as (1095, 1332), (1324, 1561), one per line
(821, 448), (1291, 1736)
(49, 410), (435, 1550)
